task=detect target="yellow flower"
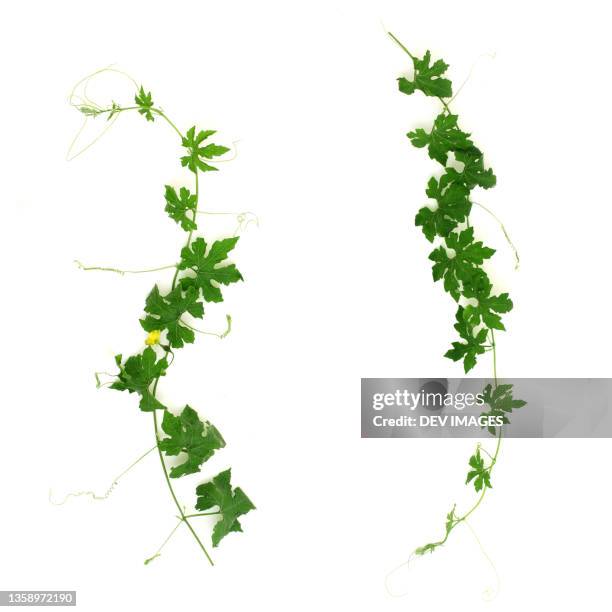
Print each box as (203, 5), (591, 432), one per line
(145, 330), (161, 346)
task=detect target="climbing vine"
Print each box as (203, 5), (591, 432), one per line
(68, 72), (254, 566)
(389, 33), (525, 556)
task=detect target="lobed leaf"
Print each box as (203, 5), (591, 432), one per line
(480, 383), (527, 435)
(465, 448), (492, 492)
(398, 51), (453, 98)
(135, 86), (155, 122)
(110, 347), (168, 411)
(178, 236), (243, 303)
(408, 113), (473, 166)
(195, 469), (255, 547)
(429, 227), (495, 301)
(164, 185), (198, 231)
(180, 126), (229, 173)
(159, 406), (225, 478)
(140, 285), (204, 349)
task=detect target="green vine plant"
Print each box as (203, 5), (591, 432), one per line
(60, 69), (255, 567)
(388, 33), (527, 563)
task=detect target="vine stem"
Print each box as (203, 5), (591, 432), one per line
(144, 519), (182, 565)
(49, 445), (156, 505)
(472, 201), (520, 270)
(144, 107), (213, 563)
(143, 107), (212, 564)
(152, 398), (214, 566)
(181, 314), (232, 339)
(491, 329), (498, 386)
(183, 512), (220, 519)
(74, 260), (177, 275)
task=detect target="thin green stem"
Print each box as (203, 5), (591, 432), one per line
(449, 334), (503, 528)
(75, 260), (177, 275)
(143, 511), (221, 565)
(152, 109), (185, 140)
(472, 201), (520, 270)
(181, 314), (232, 339)
(82, 105), (184, 141)
(49, 445), (156, 505)
(152, 407), (214, 566)
(491, 329), (498, 386)
(114, 445), (157, 482)
(151, 375), (213, 566)
(387, 31), (415, 60)
(456, 432), (501, 524)
(144, 519), (183, 565)
(183, 512), (221, 520)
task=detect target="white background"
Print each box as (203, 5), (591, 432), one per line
(1, 1), (611, 610)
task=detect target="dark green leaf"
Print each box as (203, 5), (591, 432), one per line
(178, 236), (243, 303)
(195, 468), (255, 547)
(110, 347), (168, 411)
(158, 406), (225, 478)
(398, 51), (453, 98)
(444, 306), (488, 373)
(408, 113), (473, 165)
(446, 149), (497, 190)
(461, 271), (513, 331)
(415, 174), (471, 242)
(429, 227), (495, 300)
(140, 285), (204, 349)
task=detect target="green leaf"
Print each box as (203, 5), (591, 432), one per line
(195, 469), (255, 547)
(408, 113), (473, 165)
(480, 383), (527, 435)
(180, 126), (229, 173)
(110, 347), (168, 411)
(397, 51), (453, 98)
(444, 306), (488, 373)
(140, 285), (204, 349)
(158, 406), (225, 478)
(164, 185), (197, 231)
(461, 271), (513, 331)
(415, 174), (471, 242)
(135, 86), (154, 122)
(446, 149), (497, 190)
(428, 227), (495, 300)
(178, 236), (243, 303)
(426, 174), (472, 219)
(465, 447), (492, 492)
(415, 206), (456, 243)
